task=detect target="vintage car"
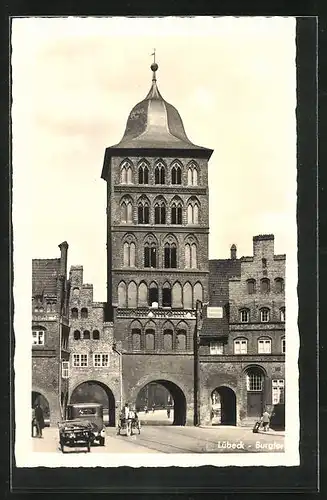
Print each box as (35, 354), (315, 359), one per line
(58, 419), (93, 453)
(65, 403), (106, 446)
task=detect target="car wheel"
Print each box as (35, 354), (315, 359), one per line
(99, 437), (105, 446)
(60, 441), (65, 453)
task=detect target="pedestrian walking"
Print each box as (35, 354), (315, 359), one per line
(34, 404), (45, 438)
(31, 408), (37, 437)
(167, 407), (171, 418)
(144, 405), (148, 414)
(261, 408), (270, 432)
(152, 404), (155, 413)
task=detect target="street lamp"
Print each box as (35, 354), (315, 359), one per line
(194, 299), (203, 426)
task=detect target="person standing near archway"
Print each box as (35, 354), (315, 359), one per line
(34, 403), (45, 438)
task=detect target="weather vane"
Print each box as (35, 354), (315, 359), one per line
(151, 49), (156, 64)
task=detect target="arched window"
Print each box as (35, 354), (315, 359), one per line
(258, 337), (271, 354)
(164, 242), (177, 268)
(138, 198), (150, 224)
(187, 198), (200, 224)
(121, 161), (133, 184)
(154, 162), (165, 185)
(246, 368), (263, 391)
(145, 328), (155, 350)
(154, 199), (166, 224)
(144, 236), (157, 268)
(73, 287), (80, 297)
(275, 278), (284, 293)
(73, 330), (80, 340)
(171, 162), (182, 185)
(280, 307), (285, 322)
(171, 199), (183, 225)
(260, 307), (270, 322)
(81, 308), (88, 319)
(262, 258), (267, 268)
(260, 278), (270, 293)
(128, 281), (137, 308)
(185, 240), (197, 268)
(123, 240), (136, 267)
(247, 279), (256, 294)
(138, 162), (149, 184)
(183, 282), (193, 309)
(71, 308), (78, 319)
(121, 199), (133, 224)
(187, 162), (198, 186)
(162, 282), (172, 307)
(148, 282), (159, 306)
(176, 329), (187, 350)
(240, 309), (249, 323)
(138, 282), (148, 307)
(172, 282), (182, 308)
(83, 330), (90, 340)
(234, 338), (248, 354)
(193, 282), (203, 307)
(132, 328), (141, 350)
(163, 329), (173, 350)
(118, 282), (127, 308)
(92, 330), (100, 340)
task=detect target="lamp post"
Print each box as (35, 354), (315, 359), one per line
(194, 299), (203, 426)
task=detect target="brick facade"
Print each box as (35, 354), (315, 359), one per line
(199, 235), (285, 426)
(32, 242), (70, 425)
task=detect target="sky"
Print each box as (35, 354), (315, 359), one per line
(12, 17), (297, 301)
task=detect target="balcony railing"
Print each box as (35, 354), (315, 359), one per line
(116, 307), (196, 319)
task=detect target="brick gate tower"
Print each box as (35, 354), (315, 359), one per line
(101, 61), (213, 424)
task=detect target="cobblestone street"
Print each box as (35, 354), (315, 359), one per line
(33, 421), (285, 455)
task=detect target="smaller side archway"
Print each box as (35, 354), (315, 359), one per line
(211, 386), (236, 426)
(70, 381), (116, 427)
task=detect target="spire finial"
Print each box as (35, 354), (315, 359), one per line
(150, 49), (158, 81)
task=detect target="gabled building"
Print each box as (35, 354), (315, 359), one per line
(200, 235), (285, 426)
(31, 242), (70, 425)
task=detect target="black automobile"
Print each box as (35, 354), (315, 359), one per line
(58, 420), (93, 453)
(65, 403), (106, 446)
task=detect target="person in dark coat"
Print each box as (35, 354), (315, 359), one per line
(34, 404), (45, 438)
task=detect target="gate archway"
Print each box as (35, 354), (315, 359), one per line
(135, 379), (187, 426)
(70, 381), (116, 427)
(31, 391), (50, 425)
(211, 386), (236, 426)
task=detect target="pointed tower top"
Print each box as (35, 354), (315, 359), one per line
(150, 49), (158, 81)
(102, 57), (213, 158)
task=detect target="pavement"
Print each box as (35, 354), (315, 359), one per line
(33, 418), (285, 454)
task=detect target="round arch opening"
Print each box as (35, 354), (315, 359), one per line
(245, 366), (266, 418)
(70, 381), (116, 427)
(31, 391), (50, 426)
(135, 380), (186, 426)
(211, 386), (236, 426)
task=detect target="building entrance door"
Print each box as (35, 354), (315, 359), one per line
(247, 392), (263, 417)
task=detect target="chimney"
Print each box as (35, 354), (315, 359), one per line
(230, 244), (237, 260)
(58, 241), (68, 277)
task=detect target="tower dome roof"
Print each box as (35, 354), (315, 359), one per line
(109, 63), (211, 152)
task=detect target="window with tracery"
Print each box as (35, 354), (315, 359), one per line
(138, 162), (149, 184)
(138, 199), (150, 224)
(154, 200), (166, 224)
(171, 201), (183, 224)
(155, 162), (165, 184)
(171, 163), (182, 185)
